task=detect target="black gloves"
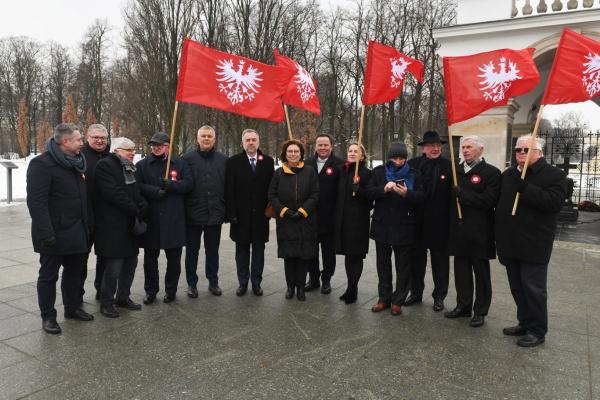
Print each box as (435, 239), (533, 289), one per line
(352, 183), (360, 194)
(42, 237), (56, 248)
(452, 186), (461, 198)
(285, 209), (302, 220)
(513, 175), (528, 193)
(229, 217), (238, 224)
(156, 189), (167, 200)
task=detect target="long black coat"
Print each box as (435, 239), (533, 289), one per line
(225, 150), (274, 244)
(26, 152), (90, 255)
(94, 154), (148, 258)
(135, 155), (193, 249)
(448, 160), (501, 260)
(334, 162), (372, 257)
(81, 143), (110, 226)
(268, 162), (319, 259)
(409, 155), (452, 250)
(495, 158), (566, 265)
(366, 164), (425, 246)
(305, 153), (344, 235)
(181, 147), (227, 226)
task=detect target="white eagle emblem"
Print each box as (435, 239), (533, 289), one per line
(390, 57), (410, 88)
(582, 52), (600, 97)
(216, 59), (263, 105)
(477, 57), (522, 102)
(293, 62), (316, 103)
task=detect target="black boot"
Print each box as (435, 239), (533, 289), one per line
(285, 286), (295, 299)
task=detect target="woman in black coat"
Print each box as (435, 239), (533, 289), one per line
(366, 142), (425, 316)
(333, 143), (372, 304)
(94, 137), (147, 318)
(268, 140), (319, 301)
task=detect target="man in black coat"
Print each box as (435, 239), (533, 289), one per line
(136, 132), (193, 304)
(304, 134), (344, 294)
(80, 123), (110, 303)
(181, 125), (227, 298)
(496, 134), (566, 347)
(26, 123), (94, 334)
(225, 129), (274, 297)
(406, 131), (453, 312)
(445, 136), (501, 328)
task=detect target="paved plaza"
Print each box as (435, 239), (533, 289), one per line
(0, 203), (599, 399)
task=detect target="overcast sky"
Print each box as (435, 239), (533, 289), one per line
(1, 0), (599, 130)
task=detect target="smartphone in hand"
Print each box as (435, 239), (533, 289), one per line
(395, 178), (406, 187)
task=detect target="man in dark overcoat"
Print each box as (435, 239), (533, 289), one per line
(225, 129), (274, 296)
(445, 136), (501, 327)
(496, 134), (566, 347)
(27, 123), (94, 334)
(182, 125), (227, 298)
(406, 131), (453, 312)
(80, 123), (110, 302)
(136, 132), (192, 304)
(304, 134), (344, 294)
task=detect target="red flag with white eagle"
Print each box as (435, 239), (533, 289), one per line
(362, 40), (424, 105)
(175, 38), (294, 122)
(273, 49), (320, 115)
(541, 28), (600, 105)
(443, 48), (540, 125)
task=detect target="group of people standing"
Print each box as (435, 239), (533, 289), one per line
(26, 122), (566, 348)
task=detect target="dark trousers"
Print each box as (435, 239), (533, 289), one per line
(344, 255), (364, 290)
(101, 256), (138, 307)
(79, 233), (106, 303)
(454, 256), (492, 316)
(376, 242), (411, 305)
(185, 224), (222, 287)
(307, 232), (336, 283)
(37, 253), (86, 321)
(503, 258), (548, 338)
(284, 258), (309, 289)
(143, 247), (182, 296)
(409, 247), (449, 301)
(235, 241), (266, 287)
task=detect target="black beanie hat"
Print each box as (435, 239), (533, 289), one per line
(387, 142), (408, 159)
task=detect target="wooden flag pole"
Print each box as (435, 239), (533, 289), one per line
(283, 104), (293, 140)
(448, 124), (463, 220)
(164, 101), (179, 180)
(353, 106), (367, 197)
(511, 104), (545, 216)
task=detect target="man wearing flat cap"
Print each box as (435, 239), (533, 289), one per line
(135, 132), (192, 304)
(405, 131), (453, 312)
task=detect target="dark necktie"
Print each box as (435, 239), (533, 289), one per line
(250, 157), (256, 172)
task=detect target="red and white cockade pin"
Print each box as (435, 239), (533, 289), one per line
(325, 167), (333, 176)
(257, 154), (264, 161)
(440, 174), (446, 180)
(470, 174), (482, 184)
(170, 170), (178, 181)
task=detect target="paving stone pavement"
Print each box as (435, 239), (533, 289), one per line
(0, 202), (599, 400)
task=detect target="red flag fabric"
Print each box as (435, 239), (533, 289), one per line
(273, 49), (320, 115)
(362, 40), (424, 105)
(443, 48), (540, 125)
(542, 28), (600, 105)
(176, 38), (294, 122)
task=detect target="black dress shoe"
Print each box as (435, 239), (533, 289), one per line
(252, 285), (263, 296)
(143, 294), (156, 305)
(236, 285), (248, 296)
(296, 288), (306, 301)
(209, 283), (222, 296)
(321, 281), (332, 294)
(285, 287), (295, 299)
(469, 315), (485, 327)
(187, 286), (198, 298)
(116, 298), (142, 310)
(42, 319), (62, 334)
(65, 308), (94, 321)
(100, 305), (120, 318)
(344, 289), (358, 304)
(444, 307), (471, 319)
(339, 290), (348, 301)
(163, 293), (176, 303)
(503, 324), (527, 336)
(404, 294), (422, 306)
(433, 299), (444, 312)
(517, 333), (545, 347)
(304, 280), (320, 292)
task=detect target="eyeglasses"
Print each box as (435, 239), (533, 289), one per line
(118, 148), (135, 153)
(514, 147), (530, 154)
(150, 143), (168, 147)
(89, 136), (108, 141)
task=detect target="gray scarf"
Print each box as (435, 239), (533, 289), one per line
(116, 154), (136, 184)
(46, 138), (87, 173)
